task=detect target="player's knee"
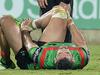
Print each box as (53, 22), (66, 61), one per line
(52, 6), (68, 20)
(0, 15), (13, 25)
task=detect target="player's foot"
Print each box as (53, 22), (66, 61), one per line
(0, 58), (16, 70)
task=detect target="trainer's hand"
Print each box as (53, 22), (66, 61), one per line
(21, 18), (33, 31)
(37, 0), (48, 8)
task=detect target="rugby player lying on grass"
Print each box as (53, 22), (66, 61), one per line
(0, 1), (90, 70)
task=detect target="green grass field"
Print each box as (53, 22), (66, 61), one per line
(0, 45), (100, 75)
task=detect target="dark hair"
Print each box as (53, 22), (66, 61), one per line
(61, 0), (70, 4)
(56, 58), (73, 70)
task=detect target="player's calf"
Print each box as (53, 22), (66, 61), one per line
(0, 17), (16, 70)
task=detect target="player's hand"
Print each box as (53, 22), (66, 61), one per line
(21, 18), (33, 31)
(37, 0), (48, 8)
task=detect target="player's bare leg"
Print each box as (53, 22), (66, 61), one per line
(0, 27), (10, 59)
(30, 3), (70, 29)
(39, 17), (67, 42)
(39, 6), (68, 42)
(0, 15), (22, 55)
(34, 10), (53, 29)
(0, 22), (15, 69)
(34, 4), (69, 29)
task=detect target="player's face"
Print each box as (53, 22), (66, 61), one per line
(55, 46), (74, 63)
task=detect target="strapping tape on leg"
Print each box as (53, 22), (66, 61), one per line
(52, 6), (68, 20)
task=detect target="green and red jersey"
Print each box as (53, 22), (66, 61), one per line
(28, 42), (89, 69)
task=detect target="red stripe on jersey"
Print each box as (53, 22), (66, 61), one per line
(40, 47), (58, 68)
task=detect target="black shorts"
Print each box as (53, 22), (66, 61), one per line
(15, 41), (45, 69)
(15, 47), (33, 69)
(32, 40), (46, 46)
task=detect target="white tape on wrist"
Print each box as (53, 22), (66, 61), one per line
(32, 20), (37, 29)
